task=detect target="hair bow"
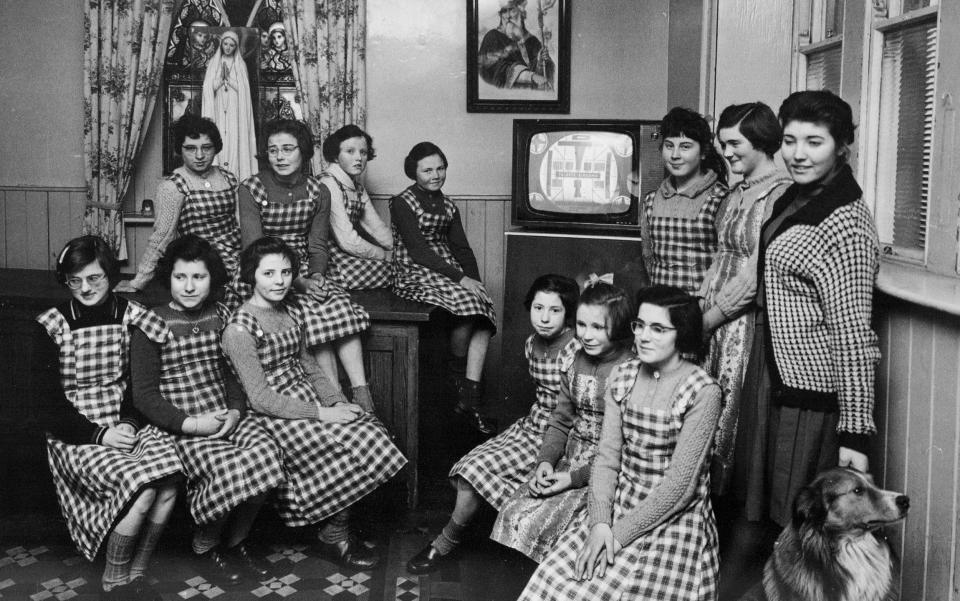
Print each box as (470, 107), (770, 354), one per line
(584, 273), (614, 289)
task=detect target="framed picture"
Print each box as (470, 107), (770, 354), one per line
(466, 0), (570, 113)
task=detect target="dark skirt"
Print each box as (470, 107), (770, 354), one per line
(733, 311), (840, 526)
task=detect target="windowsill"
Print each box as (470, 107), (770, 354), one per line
(877, 260), (960, 317)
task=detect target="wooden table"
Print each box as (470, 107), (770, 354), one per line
(0, 269), (438, 514)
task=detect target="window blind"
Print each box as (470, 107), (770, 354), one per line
(805, 44), (842, 93)
(876, 19), (937, 254)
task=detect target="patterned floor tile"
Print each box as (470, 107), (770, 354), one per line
(177, 575), (226, 599)
(251, 573), (300, 598)
(29, 576), (86, 601)
(265, 544), (309, 565)
(1, 546), (49, 568)
(394, 576), (420, 601)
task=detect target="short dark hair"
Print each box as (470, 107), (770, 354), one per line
(172, 114), (223, 154)
(660, 106), (728, 184)
(778, 90), (856, 150)
(156, 234), (229, 300)
(717, 102), (783, 157)
(321, 124), (376, 164)
(524, 273), (580, 327)
(261, 118), (315, 162)
(635, 285), (705, 361)
(55, 235), (120, 287)
(239, 237), (300, 287)
(578, 281), (634, 350)
(403, 141), (448, 180)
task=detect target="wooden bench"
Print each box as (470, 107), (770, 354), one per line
(0, 269), (440, 515)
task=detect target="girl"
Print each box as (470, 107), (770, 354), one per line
(700, 102), (792, 495)
(116, 115), (244, 309)
(321, 125), (393, 289)
(519, 285), (721, 601)
(222, 236), (407, 570)
(641, 106), (728, 294)
(391, 141), (498, 434)
(130, 235), (285, 585)
(35, 236), (181, 600)
(238, 119), (377, 412)
(406, 274), (580, 574)
(489, 278), (634, 562)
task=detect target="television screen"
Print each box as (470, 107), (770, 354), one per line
(512, 119), (663, 232)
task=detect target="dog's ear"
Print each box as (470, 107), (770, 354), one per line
(793, 484), (826, 529)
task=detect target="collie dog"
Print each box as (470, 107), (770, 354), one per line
(742, 467), (909, 601)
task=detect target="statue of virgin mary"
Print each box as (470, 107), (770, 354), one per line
(202, 30), (258, 180)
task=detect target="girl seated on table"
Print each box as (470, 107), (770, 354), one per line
(36, 235), (181, 601)
(222, 236), (407, 571)
(130, 234), (285, 586)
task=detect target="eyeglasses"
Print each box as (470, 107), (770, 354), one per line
(267, 145), (299, 157)
(66, 273), (107, 289)
(182, 144), (215, 156)
(630, 319), (676, 336)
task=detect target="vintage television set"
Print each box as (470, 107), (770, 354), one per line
(511, 118), (664, 232)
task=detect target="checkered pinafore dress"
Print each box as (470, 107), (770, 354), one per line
(391, 186), (497, 328)
(37, 302), (183, 561)
(643, 181), (726, 294)
(225, 306), (406, 526)
(151, 304), (285, 526)
(171, 167), (244, 309)
(489, 348), (608, 562)
(450, 333), (578, 510)
(519, 360), (719, 601)
(321, 172), (393, 290)
(242, 174), (370, 347)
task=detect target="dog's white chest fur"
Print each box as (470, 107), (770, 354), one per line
(836, 534), (894, 601)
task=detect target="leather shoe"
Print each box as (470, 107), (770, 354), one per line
(406, 543), (449, 575)
(198, 547), (242, 586)
(228, 542), (271, 579)
(454, 403), (497, 435)
(317, 537), (380, 570)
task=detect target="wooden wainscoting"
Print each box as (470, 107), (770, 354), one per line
(0, 186), (87, 270)
(874, 293), (960, 600)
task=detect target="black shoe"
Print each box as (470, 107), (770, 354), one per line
(406, 543), (450, 575)
(228, 542), (271, 579)
(453, 402), (497, 435)
(317, 537), (380, 570)
(197, 547), (242, 586)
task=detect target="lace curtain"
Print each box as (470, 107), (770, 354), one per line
(83, 0), (175, 256)
(281, 0), (366, 173)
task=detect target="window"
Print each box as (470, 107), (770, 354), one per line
(794, 0), (845, 93)
(862, 1), (940, 263)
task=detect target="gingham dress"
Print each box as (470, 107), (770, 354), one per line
(37, 302), (182, 561)
(702, 175), (791, 495)
(225, 306), (406, 526)
(149, 304), (285, 526)
(171, 167), (244, 309)
(450, 332), (579, 510)
(643, 175), (726, 294)
(519, 360), (719, 601)
(391, 186), (497, 328)
(242, 173), (370, 346)
(321, 171), (393, 290)
(489, 348), (617, 562)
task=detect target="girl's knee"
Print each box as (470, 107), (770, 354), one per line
(129, 487), (158, 515)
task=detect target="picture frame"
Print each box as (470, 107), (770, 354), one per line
(466, 0), (570, 113)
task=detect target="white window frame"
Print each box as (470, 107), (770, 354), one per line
(792, 0), (845, 91)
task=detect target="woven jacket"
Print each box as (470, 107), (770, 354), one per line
(758, 164), (880, 448)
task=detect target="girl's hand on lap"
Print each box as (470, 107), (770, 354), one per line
(318, 404), (361, 424)
(459, 276), (484, 295)
(538, 470), (572, 496)
(212, 409), (241, 439)
(188, 411), (228, 437)
(575, 523), (618, 581)
(529, 461), (554, 495)
(102, 426), (137, 451)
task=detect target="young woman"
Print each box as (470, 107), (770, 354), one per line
(391, 141), (498, 434)
(519, 286), (722, 601)
(130, 235), (285, 585)
(320, 125), (393, 289)
(201, 29), (258, 181)
(238, 119), (377, 411)
(35, 236), (181, 600)
(489, 279), (634, 562)
(115, 115), (244, 309)
(700, 102), (792, 495)
(641, 107), (728, 294)
(406, 274), (580, 574)
(222, 236), (407, 570)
